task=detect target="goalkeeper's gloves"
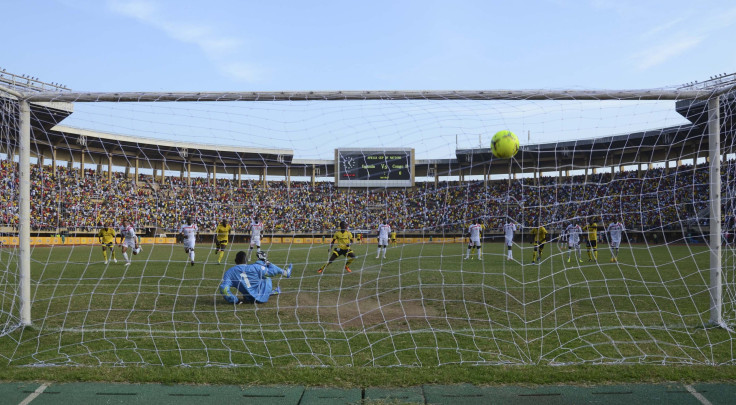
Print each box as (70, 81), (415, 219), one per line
(283, 264), (293, 278)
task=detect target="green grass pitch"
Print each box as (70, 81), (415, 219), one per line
(1, 241), (734, 368)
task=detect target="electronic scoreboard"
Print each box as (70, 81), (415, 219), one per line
(335, 148), (414, 187)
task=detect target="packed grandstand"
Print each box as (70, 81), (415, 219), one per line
(0, 157), (729, 239)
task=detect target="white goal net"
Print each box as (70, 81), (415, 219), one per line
(1, 85), (735, 367)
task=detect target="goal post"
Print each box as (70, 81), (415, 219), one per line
(19, 99), (31, 326)
(2, 84), (735, 367)
(709, 95), (723, 327)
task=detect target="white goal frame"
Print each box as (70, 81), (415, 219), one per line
(1, 85), (731, 331)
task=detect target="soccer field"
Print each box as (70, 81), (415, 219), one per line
(1, 241), (734, 367)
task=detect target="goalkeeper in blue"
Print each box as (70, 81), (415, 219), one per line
(219, 250), (292, 304)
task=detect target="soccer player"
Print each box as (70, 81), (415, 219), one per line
(503, 220), (517, 261)
(582, 218), (599, 262)
(118, 219), (140, 266)
(219, 250), (292, 304)
(390, 230), (397, 246)
(530, 222), (548, 264)
(98, 223), (117, 264)
(565, 221), (584, 263)
(376, 220), (391, 259)
(179, 217), (198, 266)
(317, 221), (356, 274)
(214, 219), (232, 264)
(607, 220), (625, 262)
(465, 221), (483, 260)
(247, 215), (264, 262)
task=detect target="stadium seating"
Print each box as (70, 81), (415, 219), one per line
(0, 159), (723, 235)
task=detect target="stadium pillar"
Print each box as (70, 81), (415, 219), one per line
(708, 95), (723, 327)
(51, 147), (56, 177)
(38, 154), (45, 181)
(80, 150), (85, 179)
(187, 161), (191, 186)
(262, 167), (267, 190)
(238, 165), (242, 188)
(107, 154), (112, 183)
(134, 158), (139, 184)
(213, 162), (217, 188)
(160, 159), (165, 183)
(19, 100), (32, 326)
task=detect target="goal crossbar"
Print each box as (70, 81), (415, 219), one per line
(13, 88), (726, 103)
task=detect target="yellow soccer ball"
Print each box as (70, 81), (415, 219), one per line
(490, 130), (519, 159)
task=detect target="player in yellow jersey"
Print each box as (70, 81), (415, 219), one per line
(390, 230), (397, 246)
(530, 222), (548, 264)
(98, 223), (117, 264)
(214, 219), (232, 264)
(582, 218), (599, 262)
(317, 221), (356, 274)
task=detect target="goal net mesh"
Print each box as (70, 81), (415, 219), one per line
(1, 88), (735, 367)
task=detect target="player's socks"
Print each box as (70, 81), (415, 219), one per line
(103, 251), (108, 263)
(190, 251), (195, 265)
(218, 250), (224, 263)
(123, 252), (129, 262)
(594, 250), (598, 261)
(477, 249), (481, 259)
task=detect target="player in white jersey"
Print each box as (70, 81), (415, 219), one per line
(502, 221), (517, 261)
(607, 221), (625, 262)
(118, 220), (140, 266)
(465, 222), (484, 260)
(565, 222), (584, 263)
(179, 217), (198, 266)
(376, 221), (391, 259)
(247, 216), (265, 261)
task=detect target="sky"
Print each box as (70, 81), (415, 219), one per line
(3, 0), (736, 159)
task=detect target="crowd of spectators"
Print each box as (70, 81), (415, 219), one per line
(0, 159), (732, 236)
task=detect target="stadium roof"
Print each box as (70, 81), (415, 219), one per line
(2, 88), (735, 181)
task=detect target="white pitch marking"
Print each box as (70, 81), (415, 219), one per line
(18, 383), (49, 405)
(685, 384), (713, 405)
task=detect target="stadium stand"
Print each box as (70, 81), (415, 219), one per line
(0, 158), (724, 240)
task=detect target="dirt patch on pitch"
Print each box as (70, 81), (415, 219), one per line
(294, 292), (440, 331)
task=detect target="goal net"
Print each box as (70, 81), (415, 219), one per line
(1, 86), (735, 367)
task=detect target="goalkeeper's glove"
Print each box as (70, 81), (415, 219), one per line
(283, 264), (293, 278)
